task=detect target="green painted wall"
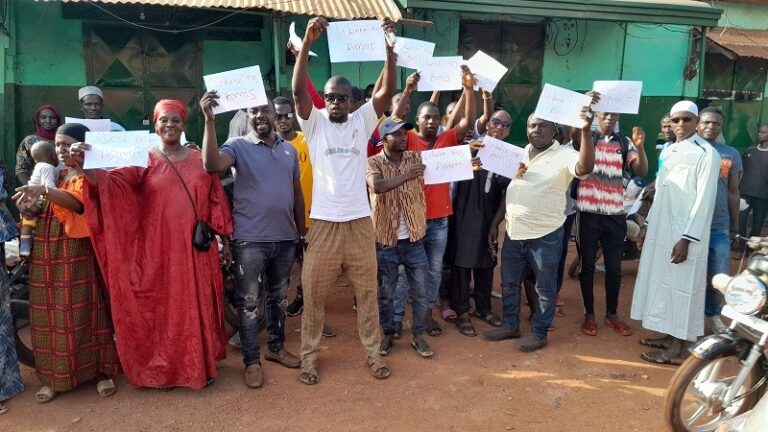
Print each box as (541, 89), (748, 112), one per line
(717, 2), (768, 29)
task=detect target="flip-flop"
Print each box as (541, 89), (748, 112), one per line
(96, 379), (117, 397)
(426, 319), (443, 336)
(640, 351), (684, 366)
(470, 311), (503, 327)
(35, 386), (56, 404)
(441, 307), (458, 323)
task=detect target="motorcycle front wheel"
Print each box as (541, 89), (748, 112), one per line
(664, 354), (764, 432)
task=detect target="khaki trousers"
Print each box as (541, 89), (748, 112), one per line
(300, 217), (381, 372)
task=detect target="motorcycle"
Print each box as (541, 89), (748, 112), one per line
(3, 240), (34, 368)
(664, 236), (768, 432)
(715, 388), (768, 432)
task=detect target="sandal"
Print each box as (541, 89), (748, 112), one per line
(440, 307), (458, 323)
(456, 314), (477, 337)
(639, 337), (671, 349)
(35, 386), (56, 404)
(470, 311), (502, 327)
(581, 319), (597, 336)
(0, 402), (7, 415)
(96, 379), (117, 398)
(640, 350), (684, 366)
(426, 319), (443, 336)
(366, 358), (390, 380)
(605, 319), (633, 337)
(298, 368), (319, 385)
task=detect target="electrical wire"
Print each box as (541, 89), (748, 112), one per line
(82, 0), (309, 33)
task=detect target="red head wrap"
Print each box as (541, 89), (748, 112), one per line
(153, 99), (188, 123)
(34, 104), (62, 141)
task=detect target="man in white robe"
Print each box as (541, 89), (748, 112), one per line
(631, 100), (720, 365)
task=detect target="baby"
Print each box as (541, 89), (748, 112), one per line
(19, 141), (60, 256)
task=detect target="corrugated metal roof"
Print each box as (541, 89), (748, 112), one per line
(47, 0), (403, 20)
(707, 27), (768, 60)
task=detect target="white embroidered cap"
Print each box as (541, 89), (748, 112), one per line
(78, 86), (103, 101)
(670, 100), (698, 116)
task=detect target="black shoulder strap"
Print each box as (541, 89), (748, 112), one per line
(157, 150), (200, 220)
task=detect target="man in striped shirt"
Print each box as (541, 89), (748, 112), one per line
(576, 112), (648, 338)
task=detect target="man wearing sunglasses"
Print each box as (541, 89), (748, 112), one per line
(448, 107), (514, 339)
(632, 101), (721, 365)
(274, 96), (337, 338)
(574, 111), (647, 339)
(292, 16), (397, 385)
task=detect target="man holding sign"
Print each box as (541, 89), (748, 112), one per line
(292, 17), (397, 385)
(487, 97), (597, 352)
(393, 68), (477, 337)
(449, 108), (515, 339)
(575, 110), (647, 338)
(200, 95), (306, 389)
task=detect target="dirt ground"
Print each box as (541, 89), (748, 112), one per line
(1, 243), (685, 432)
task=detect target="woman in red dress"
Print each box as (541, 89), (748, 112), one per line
(72, 100), (233, 389)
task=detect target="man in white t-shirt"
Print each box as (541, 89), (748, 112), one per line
(292, 16), (397, 385)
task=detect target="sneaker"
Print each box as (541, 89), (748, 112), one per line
(393, 322), (402, 340)
(518, 334), (547, 352)
(228, 333), (241, 349)
(322, 325), (337, 337)
(411, 336), (434, 358)
(379, 334), (394, 356)
(285, 295), (303, 317)
(483, 327), (521, 341)
(244, 363), (263, 388)
(265, 348), (300, 368)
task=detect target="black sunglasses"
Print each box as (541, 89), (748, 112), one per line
(670, 117), (694, 124)
(276, 113), (294, 120)
(490, 118), (512, 128)
(324, 94), (350, 103)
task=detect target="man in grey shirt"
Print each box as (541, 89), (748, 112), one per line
(200, 93), (306, 389)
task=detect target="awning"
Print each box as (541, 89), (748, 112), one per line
(396, 0), (722, 27)
(46, 0), (403, 20)
(706, 27), (768, 60)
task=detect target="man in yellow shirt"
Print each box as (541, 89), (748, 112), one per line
(274, 96), (334, 337)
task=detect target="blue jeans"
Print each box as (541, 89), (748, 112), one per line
(377, 239), (429, 337)
(500, 228), (563, 338)
(706, 229), (730, 317)
(393, 218), (449, 321)
(232, 240), (295, 366)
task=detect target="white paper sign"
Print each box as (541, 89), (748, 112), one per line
(476, 135), (526, 179)
(417, 56), (464, 92)
(83, 131), (158, 169)
(289, 22), (317, 57)
(466, 50), (508, 93)
(421, 145), (474, 185)
(327, 20), (386, 63)
(203, 65), (268, 115)
(150, 132), (187, 144)
(393, 37), (435, 70)
(533, 84), (593, 129)
(65, 117), (112, 132)
(591, 80), (643, 114)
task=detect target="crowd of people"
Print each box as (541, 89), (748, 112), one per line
(1, 16), (767, 415)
